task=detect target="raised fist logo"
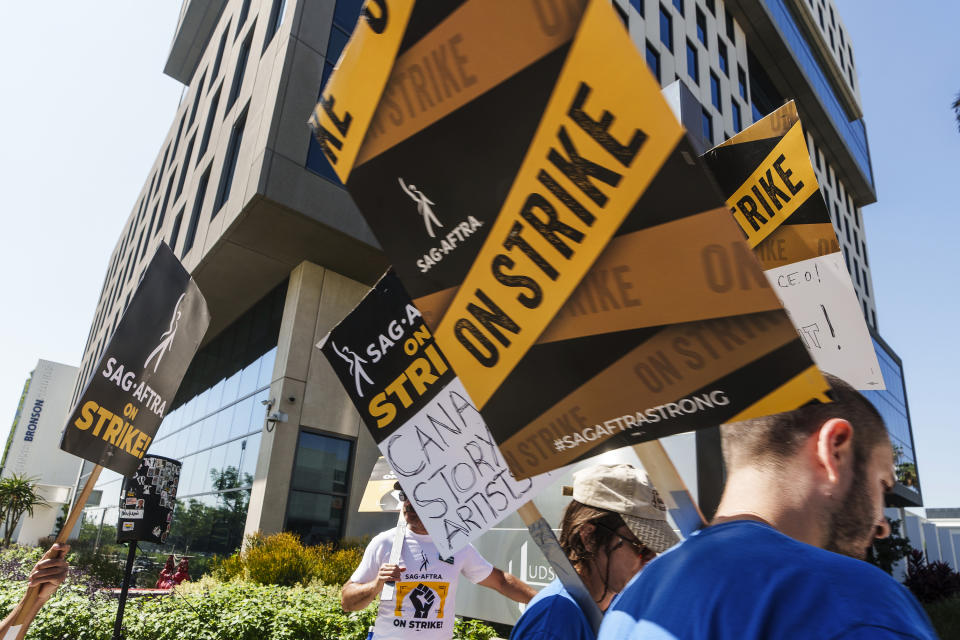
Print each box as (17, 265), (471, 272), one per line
(409, 583), (436, 618)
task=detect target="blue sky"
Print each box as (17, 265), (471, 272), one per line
(836, 0), (960, 508)
(0, 3), (955, 508)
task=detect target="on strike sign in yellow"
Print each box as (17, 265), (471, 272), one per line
(311, 0), (830, 479)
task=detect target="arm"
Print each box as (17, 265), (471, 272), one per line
(341, 562), (405, 611)
(477, 568), (536, 604)
(0, 544), (70, 636)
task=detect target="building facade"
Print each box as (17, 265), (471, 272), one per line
(73, 0), (921, 589)
(1, 360), (80, 545)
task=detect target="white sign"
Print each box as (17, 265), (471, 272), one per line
(766, 253), (884, 389)
(119, 508), (144, 520)
(382, 376), (562, 557)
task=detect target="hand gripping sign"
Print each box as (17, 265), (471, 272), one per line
(311, 0), (831, 480)
(701, 102), (884, 390)
(60, 243), (210, 476)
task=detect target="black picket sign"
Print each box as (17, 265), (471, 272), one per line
(60, 243), (210, 476)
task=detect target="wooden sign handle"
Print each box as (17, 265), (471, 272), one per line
(380, 511), (406, 601)
(7, 465), (102, 640)
(515, 501), (602, 634)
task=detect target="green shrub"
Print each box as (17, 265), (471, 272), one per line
(925, 594), (960, 640)
(211, 532), (366, 587)
(313, 542), (364, 587)
(0, 575), (496, 640)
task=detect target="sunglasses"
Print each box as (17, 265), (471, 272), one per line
(594, 522), (650, 556)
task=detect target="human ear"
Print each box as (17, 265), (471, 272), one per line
(816, 418), (853, 485)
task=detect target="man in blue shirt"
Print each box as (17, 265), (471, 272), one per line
(599, 375), (937, 640)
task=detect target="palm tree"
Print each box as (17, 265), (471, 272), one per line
(954, 93), (960, 133)
(0, 474), (49, 547)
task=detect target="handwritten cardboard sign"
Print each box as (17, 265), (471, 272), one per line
(318, 271), (561, 556)
(310, 0), (830, 479)
(702, 102), (883, 389)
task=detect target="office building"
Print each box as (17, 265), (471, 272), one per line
(72, 0), (922, 601)
(1, 360), (80, 545)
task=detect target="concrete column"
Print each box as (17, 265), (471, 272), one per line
(243, 261), (370, 538)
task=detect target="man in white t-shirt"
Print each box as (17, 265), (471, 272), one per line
(342, 485), (535, 640)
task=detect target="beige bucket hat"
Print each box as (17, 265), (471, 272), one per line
(570, 464), (679, 554)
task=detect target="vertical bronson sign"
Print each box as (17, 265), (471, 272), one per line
(60, 244), (210, 476)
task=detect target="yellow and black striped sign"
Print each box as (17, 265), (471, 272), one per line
(314, 0), (830, 478)
(703, 102), (834, 264)
(702, 102), (884, 390)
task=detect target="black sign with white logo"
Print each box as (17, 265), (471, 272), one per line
(317, 270), (454, 444)
(60, 243), (210, 476)
(117, 455), (181, 544)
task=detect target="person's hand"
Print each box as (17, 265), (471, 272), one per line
(29, 544), (69, 601)
(376, 563), (404, 584)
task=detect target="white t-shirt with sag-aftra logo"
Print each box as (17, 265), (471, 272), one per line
(351, 528), (494, 640)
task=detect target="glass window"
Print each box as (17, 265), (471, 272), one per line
(290, 432), (352, 494)
(191, 448), (213, 495)
(194, 387), (212, 422)
(725, 7), (735, 42)
(221, 438), (246, 487)
(182, 168), (210, 257)
(197, 88), (221, 160)
(264, 0), (287, 51)
(630, 0), (645, 18)
(198, 416), (218, 451)
(645, 41), (661, 84)
(207, 444), (229, 491)
(285, 431), (352, 544)
(185, 422), (203, 456)
(686, 40), (698, 84)
(334, 0), (365, 31)
(214, 108), (247, 216)
(178, 453), (196, 496)
(238, 358), (261, 398)
(732, 100), (742, 133)
(229, 396), (254, 440)
(257, 347), (277, 389)
(211, 25), (229, 82)
(710, 72), (721, 111)
(705, 0), (715, 15)
(701, 108), (713, 146)
(236, 0), (251, 38)
(695, 7), (706, 44)
(717, 39), (728, 76)
(240, 433), (261, 481)
(737, 65), (747, 100)
(672, 0), (683, 16)
(222, 369), (242, 406)
(228, 27), (253, 111)
(659, 5), (672, 50)
(286, 491), (347, 546)
(187, 71), (207, 130)
(212, 403), (234, 445)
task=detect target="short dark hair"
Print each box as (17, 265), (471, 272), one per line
(720, 374), (888, 470)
